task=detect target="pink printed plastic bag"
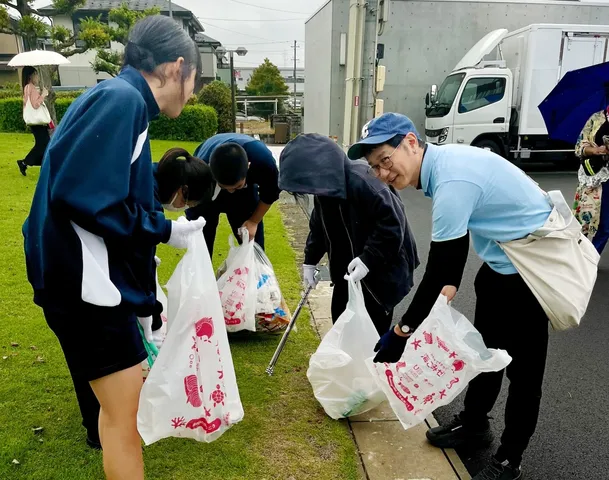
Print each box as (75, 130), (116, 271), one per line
(366, 295), (511, 430)
(137, 223), (244, 444)
(216, 231), (257, 332)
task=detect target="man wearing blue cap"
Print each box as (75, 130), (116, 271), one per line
(348, 113), (553, 480)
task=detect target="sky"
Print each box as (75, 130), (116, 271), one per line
(31, 0), (328, 69)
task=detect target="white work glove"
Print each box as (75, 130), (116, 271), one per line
(137, 316), (153, 344)
(344, 257), (369, 282)
(154, 255), (161, 267)
(167, 217), (206, 249)
(151, 329), (164, 350)
(303, 264), (319, 289)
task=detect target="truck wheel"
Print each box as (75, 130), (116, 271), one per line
(472, 139), (503, 157)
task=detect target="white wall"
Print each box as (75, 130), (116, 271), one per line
(304, 1), (333, 135)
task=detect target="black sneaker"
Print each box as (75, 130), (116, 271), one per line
(86, 435), (102, 450)
(17, 160), (27, 176)
(472, 458), (522, 480)
(426, 414), (493, 449)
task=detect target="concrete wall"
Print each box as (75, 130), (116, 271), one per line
(304, 1), (333, 135)
(311, 0), (609, 138)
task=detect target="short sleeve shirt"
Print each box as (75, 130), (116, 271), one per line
(420, 144), (552, 274)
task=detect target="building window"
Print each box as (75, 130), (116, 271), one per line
(458, 77), (506, 114)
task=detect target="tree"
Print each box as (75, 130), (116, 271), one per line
(0, 1), (158, 120)
(245, 58), (288, 118)
(199, 80), (232, 133)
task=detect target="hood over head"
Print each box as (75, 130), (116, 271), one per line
(279, 133), (347, 199)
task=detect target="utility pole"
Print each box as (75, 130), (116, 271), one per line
(230, 51), (236, 132)
(169, 0), (173, 18)
(293, 40), (297, 112)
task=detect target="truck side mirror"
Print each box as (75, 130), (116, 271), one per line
(430, 84), (438, 104)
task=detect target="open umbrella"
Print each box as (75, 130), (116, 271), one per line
(538, 61), (609, 145)
(8, 50), (70, 67)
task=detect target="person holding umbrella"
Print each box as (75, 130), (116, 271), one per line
(16, 66), (51, 176)
(572, 107), (609, 252)
(537, 62), (609, 253)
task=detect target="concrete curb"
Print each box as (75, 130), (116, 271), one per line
(308, 281), (471, 480)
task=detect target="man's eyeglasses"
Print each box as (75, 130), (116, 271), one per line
(368, 142), (401, 178)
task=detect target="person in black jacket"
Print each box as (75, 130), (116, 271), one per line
(279, 133), (419, 335)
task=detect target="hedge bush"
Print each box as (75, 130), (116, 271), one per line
(198, 80), (232, 133)
(0, 97), (218, 142)
(0, 98), (26, 132)
(148, 104), (217, 142)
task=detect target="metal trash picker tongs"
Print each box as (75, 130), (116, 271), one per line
(266, 193), (319, 376)
(266, 270), (319, 376)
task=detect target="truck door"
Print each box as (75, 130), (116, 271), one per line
(559, 35), (607, 78)
(452, 75), (511, 147)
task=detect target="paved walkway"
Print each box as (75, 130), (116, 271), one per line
(308, 282), (471, 480)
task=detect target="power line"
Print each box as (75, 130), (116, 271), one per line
(198, 17), (306, 22)
(226, 0), (311, 15)
(199, 20), (277, 42)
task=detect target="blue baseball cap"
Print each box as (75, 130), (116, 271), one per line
(347, 112), (420, 160)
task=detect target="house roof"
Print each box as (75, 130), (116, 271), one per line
(40, 1), (190, 14)
(195, 32), (221, 47)
(39, 1), (204, 33)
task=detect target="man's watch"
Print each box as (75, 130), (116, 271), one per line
(399, 324), (412, 335)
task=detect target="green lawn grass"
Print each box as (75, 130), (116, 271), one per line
(0, 133), (358, 479)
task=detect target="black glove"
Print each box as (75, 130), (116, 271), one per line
(151, 300), (164, 331)
(373, 328), (408, 363)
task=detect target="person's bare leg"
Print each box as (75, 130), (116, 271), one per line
(90, 365), (144, 480)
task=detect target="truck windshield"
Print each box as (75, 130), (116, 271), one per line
(427, 73), (465, 118)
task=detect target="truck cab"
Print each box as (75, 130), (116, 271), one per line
(425, 30), (512, 156)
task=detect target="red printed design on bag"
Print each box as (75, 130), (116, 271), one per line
(447, 377), (460, 389)
(396, 361), (407, 371)
(234, 268), (243, 275)
(449, 351), (458, 359)
(185, 417), (222, 433)
(452, 359), (466, 372)
(398, 381), (411, 395)
(412, 339), (422, 350)
(423, 331), (433, 344)
(385, 369), (414, 411)
(210, 384), (225, 407)
(225, 317), (242, 325)
(184, 375), (203, 407)
(439, 389), (447, 399)
(171, 417), (186, 429)
(195, 317), (214, 341)
(436, 336), (450, 352)
(423, 393), (436, 405)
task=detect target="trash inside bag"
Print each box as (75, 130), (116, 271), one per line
(307, 279), (385, 419)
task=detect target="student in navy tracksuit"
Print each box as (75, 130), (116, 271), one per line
(69, 148), (215, 452)
(23, 16), (205, 479)
(186, 133), (280, 255)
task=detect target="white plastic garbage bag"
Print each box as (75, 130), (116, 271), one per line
(138, 224), (244, 445)
(366, 295), (511, 430)
(253, 243), (291, 332)
(307, 279), (386, 419)
(217, 231), (257, 332)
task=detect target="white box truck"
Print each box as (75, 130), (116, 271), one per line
(424, 24), (609, 162)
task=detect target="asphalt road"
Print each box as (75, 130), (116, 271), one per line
(394, 171), (609, 480)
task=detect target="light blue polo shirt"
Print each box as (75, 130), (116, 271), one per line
(420, 144), (552, 274)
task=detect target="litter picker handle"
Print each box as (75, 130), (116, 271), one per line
(266, 284), (313, 376)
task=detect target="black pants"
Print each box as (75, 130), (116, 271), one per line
(188, 184), (265, 257)
(24, 125), (50, 166)
(331, 278), (394, 336)
(461, 263), (549, 466)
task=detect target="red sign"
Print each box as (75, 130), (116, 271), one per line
(354, 96), (360, 106)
